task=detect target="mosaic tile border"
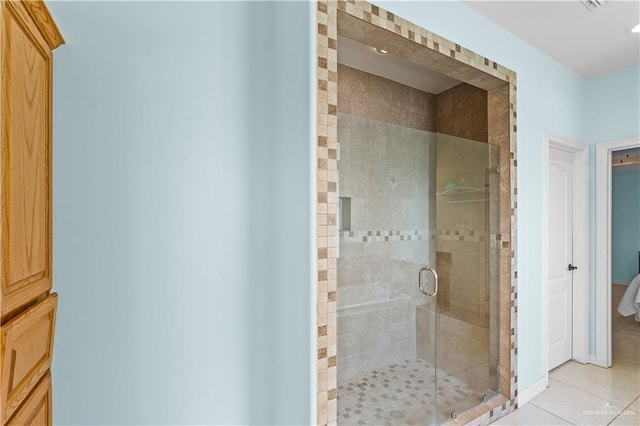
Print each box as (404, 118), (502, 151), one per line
(316, 1), (518, 425)
(316, 2), (339, 424)
(340, 229), (428, 243)
(437, 229), (487, 243)
(338, 229), (497, 244)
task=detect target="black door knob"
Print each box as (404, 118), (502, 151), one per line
(568, 264), (578, 271)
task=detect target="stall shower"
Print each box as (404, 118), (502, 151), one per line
(336, 58), (501, 425)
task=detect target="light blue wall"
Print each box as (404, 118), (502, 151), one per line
(49, 1), (314, 424)
(377, 0), (586, 392)
(269, 2), (317, 424)
(585, 65), (640, 144)
(612, 169), (640, 284)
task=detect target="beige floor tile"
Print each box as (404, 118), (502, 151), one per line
(493, 303), (638, 426)
(609, 397), (639, 425)
(617, 322), (640, 337)
(612, 315), (636, 332)
(530, 379), (623, 425)
(550, 361), (640, 408)
(612, 340), (640, 364)
(492, 403), (571, 425)
(612, 329), (640, 374)
(612, 334), (640, 357)
(612, 284), (628, 311)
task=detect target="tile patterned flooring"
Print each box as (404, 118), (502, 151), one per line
(337, 359), (492, 425)
(495, 285), (640, 426)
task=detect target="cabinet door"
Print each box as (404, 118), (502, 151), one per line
(0, 0), (53, 316)
(1, 294), (57, 423)
(6, 372), (52, 426)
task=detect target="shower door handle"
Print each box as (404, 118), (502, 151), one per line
(426, 267), (438, 296)
(418, 267), (438, 297)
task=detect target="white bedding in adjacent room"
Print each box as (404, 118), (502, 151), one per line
(618, 273), (640, 321)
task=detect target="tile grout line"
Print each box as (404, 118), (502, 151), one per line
(548, 374), (640, 409)
(616, 321), (640, 334)
(549, 377), (637, 410)
(606, 395), (640, 426)
(503, 317), (637, 424)
(526, 400), (577, 425)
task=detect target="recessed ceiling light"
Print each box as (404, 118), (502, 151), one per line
(375, 48), (388, 54)
(632, 24), (640, 33)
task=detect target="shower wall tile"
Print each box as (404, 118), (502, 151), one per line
(337, 244), (429, 297)
(435, 133), (493, 328)
(436, 83), (488, 143)
(337, 113), (432, 233)
(338, 64), (436, 131)
(336, 108), (434, 329)
(336, 353), (366, 383)
(416, 303), (491, 390)
(337, 300), (417, 383)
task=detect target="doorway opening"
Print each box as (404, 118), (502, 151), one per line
(595, 138), (640, 368)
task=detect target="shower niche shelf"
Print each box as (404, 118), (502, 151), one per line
(436, 186), (488, 204)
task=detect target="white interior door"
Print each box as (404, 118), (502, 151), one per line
(547, 147), (574, 370)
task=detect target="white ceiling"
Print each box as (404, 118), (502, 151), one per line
(463, 0), (640, 79)
(337, 35), (462, 94)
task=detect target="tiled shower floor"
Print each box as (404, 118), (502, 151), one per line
(337, 359), (490, 425)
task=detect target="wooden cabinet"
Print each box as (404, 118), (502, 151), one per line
(1, 295), (57, 423)
(6, 373), (52, 426)
(1, 1), (63, 425)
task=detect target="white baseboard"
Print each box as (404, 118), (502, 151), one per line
(612, 281), (630, 286)
(517, 376), (549, 407)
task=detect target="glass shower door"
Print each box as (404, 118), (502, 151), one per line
(429, 134), (501, 423)
(336, 113), (438, 425)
